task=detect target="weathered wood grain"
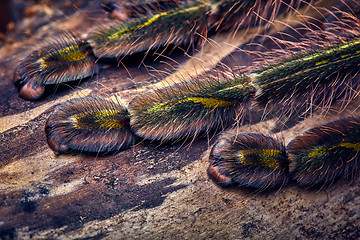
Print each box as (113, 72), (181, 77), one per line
(0, 0), (359, 239)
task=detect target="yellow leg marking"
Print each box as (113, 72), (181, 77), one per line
(308, 142), (360, 158)
(147, 97), (234, 113)
(237, 149), (282, 169)
(72, 110), (126, 130)
(58, 48), (88, 62)
(315, 60), (329, 65)
(38, 45), (89, 69)
(108, 5), (204, 40)
(178, 97), (234, 108)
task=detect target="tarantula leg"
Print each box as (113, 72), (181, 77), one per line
(208, 132), (289, 190)
(253, 37), (360, 111)
(94, 0), (304, 58)
(128, 71), (255, 141)
(14, 0), (305, 101)
(14, 2), (210, 100)
(88, 1), (210, 58)
(45, 96), (135, 154)
(288, 116), (360, 186)
(13, 33), (97, 100)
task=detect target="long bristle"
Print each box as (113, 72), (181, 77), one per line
(88, 2), (210, 58)
(14, 33), (97, 100)
(103, 0), (187, 21)
(16, 0), (360, 192)
(13, 0), (307, 100)
(287, 115), (360, 186)
(208, 132), (289, 190)
(45, 96), (136, 153)
(128, 71), (255, 141)
(254, 37), (360, 107)
(249, 8), (360, 117)
(209, 0), (304, 32)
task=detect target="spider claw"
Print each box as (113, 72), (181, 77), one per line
(18, 81), (45, 101)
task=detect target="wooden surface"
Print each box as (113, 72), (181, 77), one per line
(0, 0), (360, 239)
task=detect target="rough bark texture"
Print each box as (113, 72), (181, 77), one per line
(0, 0), (359, 239)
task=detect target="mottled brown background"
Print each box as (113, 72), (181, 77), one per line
(0, 0), (359, 239)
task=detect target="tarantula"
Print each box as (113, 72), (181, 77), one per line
(13, 0), (360, 191)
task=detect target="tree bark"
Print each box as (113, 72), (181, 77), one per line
(0, 0), (359, 239)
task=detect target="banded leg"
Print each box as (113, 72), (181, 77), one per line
(288, 116), (360, 186)
(254, 37), (360, 112)
(45, 97), (135, 153)
(208, 133), (289, 190)
(14, 34), (97, 100)
(88, 1), (210, 58)
(14, 0), (304, 100)
(45, 72), (255, 153)
(128, 72), (255, 141)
